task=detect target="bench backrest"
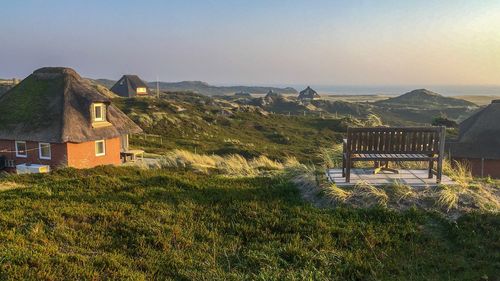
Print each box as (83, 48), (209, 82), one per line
(346, 127), (445, 154)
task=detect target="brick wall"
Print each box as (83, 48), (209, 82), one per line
(0, 139), (68, 170)
(452, 157), (500, 179)
(67, 137), (121, 169)
(0, 137), (122, 171)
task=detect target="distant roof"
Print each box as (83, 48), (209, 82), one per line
(110, 75), (150, 97)
(298, 86), (320, 100)
(448, 100), (500, 159)
(265, 90), (281, 99)
(0, 67), (142, 143)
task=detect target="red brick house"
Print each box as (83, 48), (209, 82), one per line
(0, 67), (142, 172)
(447, 100), (500, 178)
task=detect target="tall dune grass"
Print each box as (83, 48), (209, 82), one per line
(160, 149), (295, 176)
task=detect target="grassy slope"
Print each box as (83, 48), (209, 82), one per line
(113, 97), (345, 162)
(0, 166), (498, 280)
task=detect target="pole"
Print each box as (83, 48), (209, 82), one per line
(156, 76), (160, 99)
(481, 158), (484, 177)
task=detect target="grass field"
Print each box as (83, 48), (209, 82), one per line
(114, 97), (348, 163)
(0, 166), (498, 280)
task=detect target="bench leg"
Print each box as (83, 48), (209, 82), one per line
(437, 158), (443, 184)
(346, 158), (351, 183)
(342, 154), (346, 177)
(428, 160), (433, 178)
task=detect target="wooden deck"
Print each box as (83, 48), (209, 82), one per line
(327, 169), (455, 187)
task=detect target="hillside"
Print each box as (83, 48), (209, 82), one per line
(376, 89), (476, 109)
(109, 88), (480, 160)
(112, 93), (351, 162)
(89, 78), (297, 96)
(0, 166), (497, 280)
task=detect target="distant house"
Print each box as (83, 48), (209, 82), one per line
(265, 90), (282, 99)
(111, 75), (150, 97)
(298, 86), (320, 100)
(0, 67), (142, 172)
(447, 100), (500, 178)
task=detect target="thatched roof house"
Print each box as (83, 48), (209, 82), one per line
(448, 100), (500, 178)
(111, 75), (150, 97)
(298, 86), (320, 100)
(0, 67), (142, 172)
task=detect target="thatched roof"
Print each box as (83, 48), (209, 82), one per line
(298, 86), (320, 100)
(111, 75), (150, 97)
(448, 100), (500, 159)
(0, 67), (142, 143)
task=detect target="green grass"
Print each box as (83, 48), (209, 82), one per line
(113, 96), (345, 163)
(0, 166), (498, 280)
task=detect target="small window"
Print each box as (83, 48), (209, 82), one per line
(95, 140), (106, 156)
(136, 87), (147, 94)
(39, 143), (51, 160)
(92, 103), (106, 122)
(15, 141), (27, 158)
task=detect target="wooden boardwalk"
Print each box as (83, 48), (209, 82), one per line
(327, 169), (455, 187)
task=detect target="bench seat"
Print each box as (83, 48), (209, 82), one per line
(350, 153), (438, 161)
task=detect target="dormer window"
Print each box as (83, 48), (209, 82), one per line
(92, 103), (106, 122)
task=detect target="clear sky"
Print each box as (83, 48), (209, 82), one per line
(1, 0), (499, 86)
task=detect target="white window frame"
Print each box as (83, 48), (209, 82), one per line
(92, 103), (106, 122)
(39, 142), (51, 160)
(95, 140), (106, 156)
(15, 141), (27, 158)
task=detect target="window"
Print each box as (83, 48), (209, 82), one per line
(136, 87), (147, 94)
(15, 141), (27, 158)
(39, 143), (51, 160)
(6, 159), (15, 168)
(92, 103), (106, 122)
(95, 140), (106, 156)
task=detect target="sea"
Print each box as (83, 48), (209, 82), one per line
(285, 85), (500, 96)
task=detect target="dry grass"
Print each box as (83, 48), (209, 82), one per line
(327, 184), (351, 203)
(318, 144), (343, 168)
(436, 185), (460, 211)
(160, 149), (299, 177)
(387, 180), (415, 203)
(293, 147), (500, 217)
(250, 155), (284, 170)
(218, 154), (257, 177)
(0, 181), (24, 192)
(352, 181), (389, 207)
(443, 160), (472, 188)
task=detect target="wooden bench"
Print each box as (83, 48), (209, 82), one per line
(121, 149), (145, 163)
(342, 127), (446, 183)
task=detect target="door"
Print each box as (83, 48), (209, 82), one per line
(120, 135), (129, 152)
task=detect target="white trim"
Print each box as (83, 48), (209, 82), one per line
(15, 141), (27, 158)
(92, 103), (106, 122)
(95, 140), (106, 156)
(39, 142), (51, 160)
